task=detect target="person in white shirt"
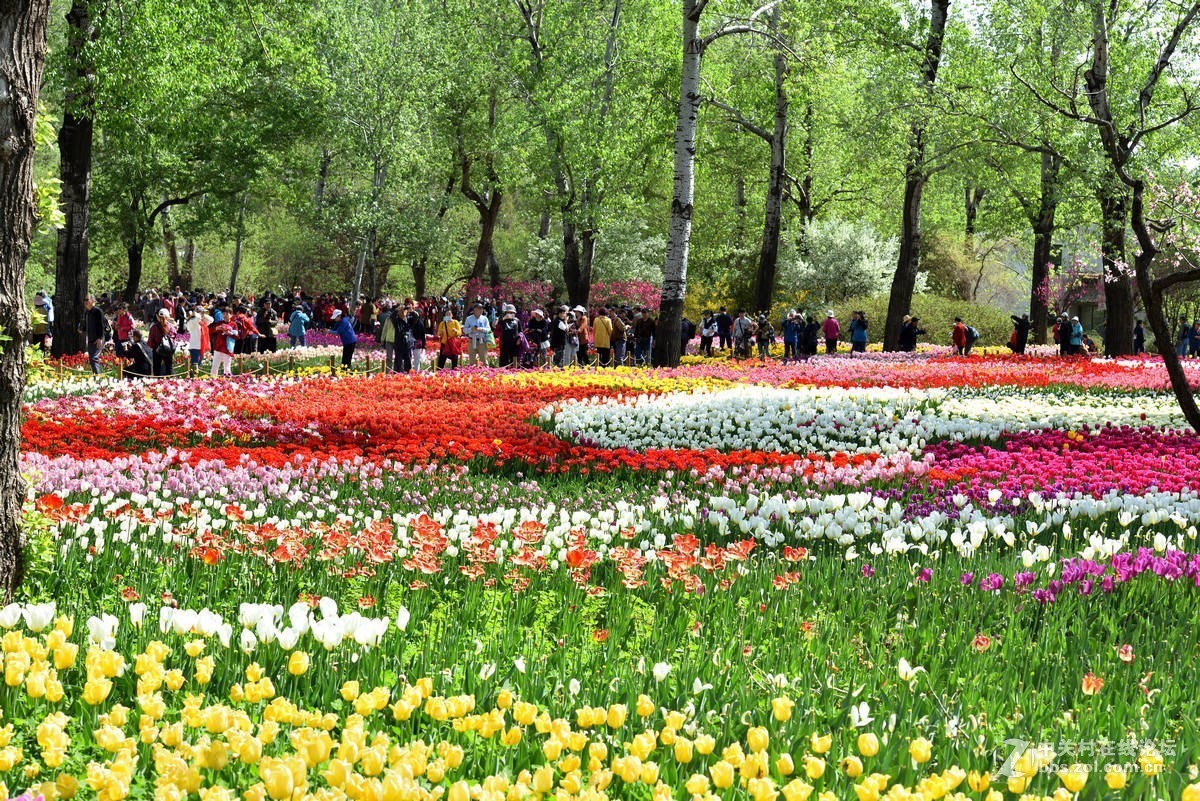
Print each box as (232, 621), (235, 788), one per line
(463, 302), (492, 366)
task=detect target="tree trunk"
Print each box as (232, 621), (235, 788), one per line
(964, 185), (984, 251)
(228, 194), (246, 296)
(753, 7), (788, 314)
(123, 242), (143, 303)
(734, 175), (747, 249)
(1028, 150), (1061, 345)
(0, 0), (49, 600)
(884, 0), (949, 351)
(578, 228), (596, 308)
(411, 258), (427, 299)
(352, 158), (387, 310)
(314, 147), (331, 211)
(181, 237), (194, 290)
(487, 247), (501, 288)
(1097, 177), (1134, 356)
(885, 149), (927, 350)
(654, 0), (703, 367)
(51, 0), (95, 357)
(162, 207), (180, 288)
(563, 216), (584, 305)
(1132, 184), (1200, 432)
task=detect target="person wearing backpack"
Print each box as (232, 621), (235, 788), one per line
(125, 329), (155, 379)
(964, 323), (981, 355)
(147, 308), (177, 377)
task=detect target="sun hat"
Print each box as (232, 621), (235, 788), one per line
(826, 310), (834, 317)
(573, 305), (586, 313)
(331, 309), (342, 319)
(157, 308), (170, 318)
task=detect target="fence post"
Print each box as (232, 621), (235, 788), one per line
(329, 355), (336, 374)
(366, 353), (371, 374)
(289, 355), (295, 374)
(116, 361), (123, 380)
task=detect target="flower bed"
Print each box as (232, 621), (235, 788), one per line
(8, 357), (1200, 799)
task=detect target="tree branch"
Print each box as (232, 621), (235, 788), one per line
(1135, 1), (1200, 135)
(147, 191), (206, 228)
(704, 96), (771, 142)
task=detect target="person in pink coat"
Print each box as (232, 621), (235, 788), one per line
(822, 311), (841, 355)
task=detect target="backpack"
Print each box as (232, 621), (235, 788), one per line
(966, 325), (980, 342)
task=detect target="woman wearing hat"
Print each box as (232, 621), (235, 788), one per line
(822, 311), (840, 355)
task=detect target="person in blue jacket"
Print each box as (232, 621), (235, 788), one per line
(331, 308), (358, 369)
(782, 311), (801, 363)
(288, 306), (311, 347)
(849, 311), (869, 353)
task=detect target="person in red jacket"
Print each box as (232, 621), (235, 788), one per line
(210, 317), (237, 377)
(952, 317), (969, 356)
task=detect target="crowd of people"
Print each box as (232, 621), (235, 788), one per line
(30, 283), (1143, 378)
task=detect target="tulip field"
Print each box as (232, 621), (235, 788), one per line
(10, 354), (1200, 801)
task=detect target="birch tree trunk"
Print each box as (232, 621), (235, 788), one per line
(0, 0), (51, 599)
(883, 0), (949, 351)
(654, 0), (704, 367)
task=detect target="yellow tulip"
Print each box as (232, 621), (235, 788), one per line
(710, 760), (735, 789)
(908, 737), (932, 764)
(531, 765), (554, 795)
(771, 696), (794, 722)
(448, 781), (470, 801)
(606, 704), (628, 729)
(1006, 773), (1031, 794)
(1104, 769), (1126, 790)
(500, 727), (521, 747)
(685, 774), (710, 795)
(747, 726), (770, 754)
(637, 694), (655, 717)
(776, 753), (794, 776)
(840, 755), (863, 778)
(340, 681), (360, 702)
(1058, 764), (1088, 793)
(288, 652), (309, 676)
(695, 734), (716, 755)
(1183, 783), (1200, 801)
(967, 770), (990, 792)
(852, 783), (879, 801)
(809, 732), (832, 754)
(259, 758), (296, 800)
(640, 761), (661, 785)
(802, 755), (825, 780)
(857, 733), (879, 757)
(780, 779), (813, 801)
(82, 677), (112, 705)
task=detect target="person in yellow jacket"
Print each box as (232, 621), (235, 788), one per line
(592, 307), (614, 367)
(436, 311), (463, 369)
